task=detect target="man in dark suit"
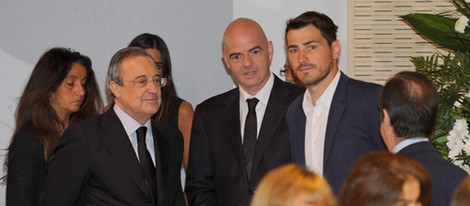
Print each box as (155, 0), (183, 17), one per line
(39, 47), (185, 205)
(284, 11), (386, 193)
(185, 18), (303, 206)
(380, 71), (468, 206)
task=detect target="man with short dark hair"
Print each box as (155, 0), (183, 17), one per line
(380, 71), (468, 206)
(284, 11), (386, 193)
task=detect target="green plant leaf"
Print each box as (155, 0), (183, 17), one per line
(401, 13), (466, 51)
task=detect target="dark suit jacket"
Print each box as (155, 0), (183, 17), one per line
(286, 72), (386, 193)
(185, 75), (303, 206)
(39, 109), (185, 206)
(398, 141), (468, 206)
(6, 122), (46, 206)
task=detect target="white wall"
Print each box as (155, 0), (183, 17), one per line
(0, 1), (233, 204)
(0, 1), (346, 204)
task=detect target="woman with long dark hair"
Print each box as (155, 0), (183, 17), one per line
(3, 47), (103, 205)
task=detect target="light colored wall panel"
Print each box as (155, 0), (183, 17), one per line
(348, 0), (454, 85)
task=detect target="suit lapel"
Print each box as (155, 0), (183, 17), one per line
(324, 73), (347, 163)
(222, 89), (245, 170)
(100, 110), (149, 196)
(151, 120), (168, 206)
(289, 97), (307, 165)
(252, 77), (288, 170)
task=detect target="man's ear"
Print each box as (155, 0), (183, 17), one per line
(331, 40), (341, 59)
(382, 109), (391, 127)
(221, 56), (232, 75)
(381, 108), (400, 151)
(109, 80), (121, 99)
(267, 40), (273, 62)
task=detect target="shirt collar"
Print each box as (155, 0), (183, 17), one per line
(392, 137), (429, 153)
(302, 70), (341, 112)
(113, 104), (152, 136)
(239, 72), (274, 105)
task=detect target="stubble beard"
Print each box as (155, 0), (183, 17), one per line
(301, 59), (334, 87)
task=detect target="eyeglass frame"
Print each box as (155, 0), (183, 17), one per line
(279, 64), (291, 77)
(121, 76), (167, 88)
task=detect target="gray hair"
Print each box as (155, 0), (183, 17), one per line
(105, 47), (154, 103)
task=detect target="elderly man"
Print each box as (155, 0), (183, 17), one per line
(40, 47), (185, 205)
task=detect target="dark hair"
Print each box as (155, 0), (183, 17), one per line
(128, 33), (177, 124)
(380, 71), (438, 138)
(338, 152), (432, 206)
(4, 47), (103, 174)
(285, 11), (338, 45)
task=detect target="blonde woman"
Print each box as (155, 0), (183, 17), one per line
(251, 163), (335, 206)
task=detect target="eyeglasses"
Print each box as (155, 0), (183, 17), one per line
(124, 76), (167, 88)
(279, 64), (290, 77)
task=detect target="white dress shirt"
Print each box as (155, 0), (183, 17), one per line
(392, 137), (429, 153)
(114, 104), (156, 166)
(239, 73), (274, 142)
(303, 71), (340, 176)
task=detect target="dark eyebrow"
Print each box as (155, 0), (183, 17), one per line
(303, 40), (318, 46)
(133, 75), (147, 79)
(248, 46), (262, 52)
(287, 40), (318, 50)
(229, 52), (242, 59)
(286, 44), (298, 50)
(65, 74), (87, 81)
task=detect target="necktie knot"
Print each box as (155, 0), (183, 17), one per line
(136, 126), (147, 143)
(247, 98), (259, 112)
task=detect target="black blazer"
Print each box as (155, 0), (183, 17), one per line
(39, 109), (185, 206)
(398, 141), (468, 206)
(6, 122), (46, 206)
(286, 72), (386, 193)
(185, 75), (303, 206)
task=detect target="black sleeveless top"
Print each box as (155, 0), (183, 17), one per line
(157, 96), (183, 129)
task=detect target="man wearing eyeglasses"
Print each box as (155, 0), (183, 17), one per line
(40, 47), (185, 205)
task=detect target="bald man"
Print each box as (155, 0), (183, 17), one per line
(185, 18), (303, 206)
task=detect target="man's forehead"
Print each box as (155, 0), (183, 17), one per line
(223, 34), (266, 53)
(120, 56), (157, 75)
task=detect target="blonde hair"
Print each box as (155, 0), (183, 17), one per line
(451, 176), (470, 206)
(251, 163), (335, 206)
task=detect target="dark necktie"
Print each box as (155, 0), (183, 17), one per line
(243, 98), (259, 180)
(136, 126), (157, 202)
